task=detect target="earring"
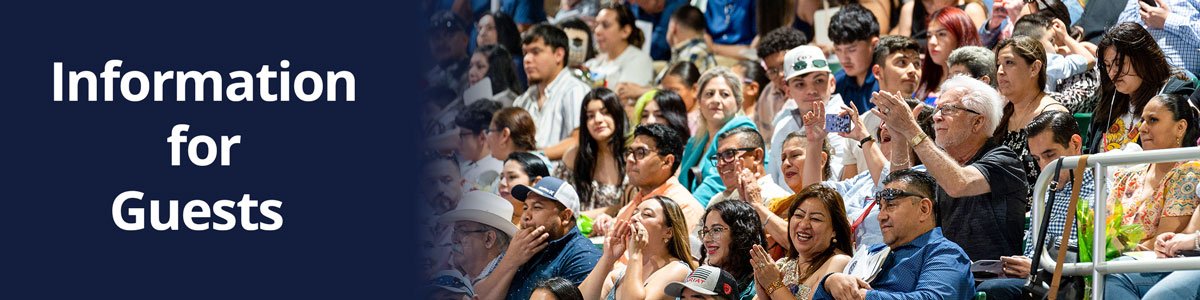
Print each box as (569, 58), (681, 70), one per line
(832, 238), (837, 244)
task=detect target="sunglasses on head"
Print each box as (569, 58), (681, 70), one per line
(792, 59), (828, 72)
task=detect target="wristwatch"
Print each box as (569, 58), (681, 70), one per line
(909, 132), (928, 148)
(858, 136), (874, 148)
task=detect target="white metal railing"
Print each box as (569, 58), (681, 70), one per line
(1029, 147), (1200, 296)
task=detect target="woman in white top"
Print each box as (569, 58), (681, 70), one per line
(585, 3), (655, 90)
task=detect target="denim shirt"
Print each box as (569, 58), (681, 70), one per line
(813, 228), (975, 300)
(503, 227), (601, 300)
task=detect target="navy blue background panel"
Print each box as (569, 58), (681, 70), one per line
(0, 1), (418, 297)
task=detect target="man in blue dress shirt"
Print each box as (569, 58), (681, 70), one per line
(814, 169), (974, 300)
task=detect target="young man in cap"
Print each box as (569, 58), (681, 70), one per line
(765, 45), (853, 192)
(664, 266), (741, 300)
(430, 269), (476, 300)
(439, 191), (519, 285)
(474, 177), (601, 300)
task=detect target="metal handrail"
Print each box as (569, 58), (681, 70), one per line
(1029, 147), (1200, 296)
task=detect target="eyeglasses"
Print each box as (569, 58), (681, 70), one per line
(451, 227), (488, 240)
(625, 147), (659, 161)
(709, 147), (758, 166)
(874, 188), (928, 203)
(934, 104), (981, 116)
(697, 226), (729, 239)
(792, 59), (828, 72)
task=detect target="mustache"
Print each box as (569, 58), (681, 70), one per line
(451, 243), (465, 254)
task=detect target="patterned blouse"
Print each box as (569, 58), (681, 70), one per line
(774, 257), (813, 300)
(553, 162), (627, 211)
(1106, 161), (1200, 238)
(1052, 67), (1101, 114)
(998, 128), (1037, 205)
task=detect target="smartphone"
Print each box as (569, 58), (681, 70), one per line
(1141, 0), (1157, 7)
(825, 114), (851, 133)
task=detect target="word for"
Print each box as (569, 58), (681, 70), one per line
(168, 124), (240, 166)
(112, 191), (283, 231)
(53, 59), (355, 102)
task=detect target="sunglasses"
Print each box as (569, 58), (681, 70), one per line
(874, 188), (928, 202)
(792, 59), (828, 72)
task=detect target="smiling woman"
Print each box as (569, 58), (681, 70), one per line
(678, 67), (755, 206)
(556, 87), (629, 214)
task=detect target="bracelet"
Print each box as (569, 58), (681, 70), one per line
(1194, 232), (1199, 250)
(858, 136), (874, 148)
(765, 280), (785, 295)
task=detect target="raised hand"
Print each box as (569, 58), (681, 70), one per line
(735, 159), (764, 207)
(604, 219), (632, 259)
(627, 218), (650, 257)
(802, 100), (828, 144)
(839, 102), (870, 141)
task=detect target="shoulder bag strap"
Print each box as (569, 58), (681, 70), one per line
(1049, 155), (1088, 300)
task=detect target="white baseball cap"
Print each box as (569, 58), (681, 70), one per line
(783, 45), (831, 81)
(439, 190), (518, 237)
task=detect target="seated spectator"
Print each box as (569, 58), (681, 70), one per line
(1117, 0), (1200, 76)
(422, 155), (466, 276)
(1088, 22), (1196, 154)
(594, 124), (703, 237)
(766, 45), (853, 192)
(632, 89), (693, 147)
(1104, 93), (1200, 299)
(749, 185), (853, 300)
(814, 169), (975, 299)
(474, 177), (601, 300)
(556, 88), (628, 217)
(468, 45), (524, 106)
(731, 60), (768, 123)
(993, 36), (1070, 202)
(615, 5), (715, 106)
(707, 127), (790, 208)
(627, 0), (689, 61)
(486, 107), (546, 164)
(587, 3), (655, 90)
(428, 11), (472, 93)
(893, 0), (986, 47)
(915, 7), (982, 102)
(513, 25), (592, 151)
(872, 35), (923, 98)
(830, 4), (882, 114)
(431, 269), (476, 300)
(976, 110), (1096, 299)
(872, 75), (1027, 261)
(476, 12), (527, 88)
(679, 68), (757, 207)
(1011, 13), (1099, 112)
(754, 27), (809, 137)
(657, 62), (702, 135)
(456, 100), (505, 193)
(559, 18), (599, 68)
(699, 200), (768, 300)
(664, 266), (742, 300)
(499, 152), (552, 225)
(704, 0), (757, 59)
(531, 277), (585, 300)
(945, 46), (995, 86)
(440, 191), (519, 285)
(501, 0), (546, 32)
(551, 0), (599, 24)
(579, 196), (696, 300)
(801, 97), (938, 248)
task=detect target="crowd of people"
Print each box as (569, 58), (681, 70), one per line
(419, 0), (1200, 299)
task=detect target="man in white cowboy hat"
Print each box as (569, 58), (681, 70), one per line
(440, 191), (519, 285)
(765, 45), (855, 193)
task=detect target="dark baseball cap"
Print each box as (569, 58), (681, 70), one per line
(429, 10), (467, 33)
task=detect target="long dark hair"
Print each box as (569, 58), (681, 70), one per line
(651, 196), (698, 270)
(533, 277), (584, 300)
(785, 185), (854, 282)
(483, 12), (523, 57)
(699, 200), (766, 288)
(1094, 22), (1188, 126)
(1148, 94), (1200, 148)
(573, 88), (628, 204)
(648, 89), (693, 146)
(992, 36), (1047, 141)
(916, 7), (981, 100)
(599, 3), (645, 48)
(476, 45), (524, 94)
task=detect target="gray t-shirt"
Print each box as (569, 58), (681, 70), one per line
(936, 140), (1028, 261)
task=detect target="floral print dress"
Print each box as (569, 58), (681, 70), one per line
(1106, 161), (1200, 238)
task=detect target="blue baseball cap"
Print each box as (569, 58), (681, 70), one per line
(512, 177), (580, 219)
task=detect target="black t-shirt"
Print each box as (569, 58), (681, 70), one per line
(936, 140), (1028, 261)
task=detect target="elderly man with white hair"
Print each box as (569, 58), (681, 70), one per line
(869, 75), (1028, 262)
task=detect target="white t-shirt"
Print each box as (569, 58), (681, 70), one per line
(460, 155), (504, 193)
(583, 45), (655, 87)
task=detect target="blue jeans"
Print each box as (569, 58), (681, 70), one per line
(976, 278), (1026, 300)
(1104, 256), (1200, 299)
